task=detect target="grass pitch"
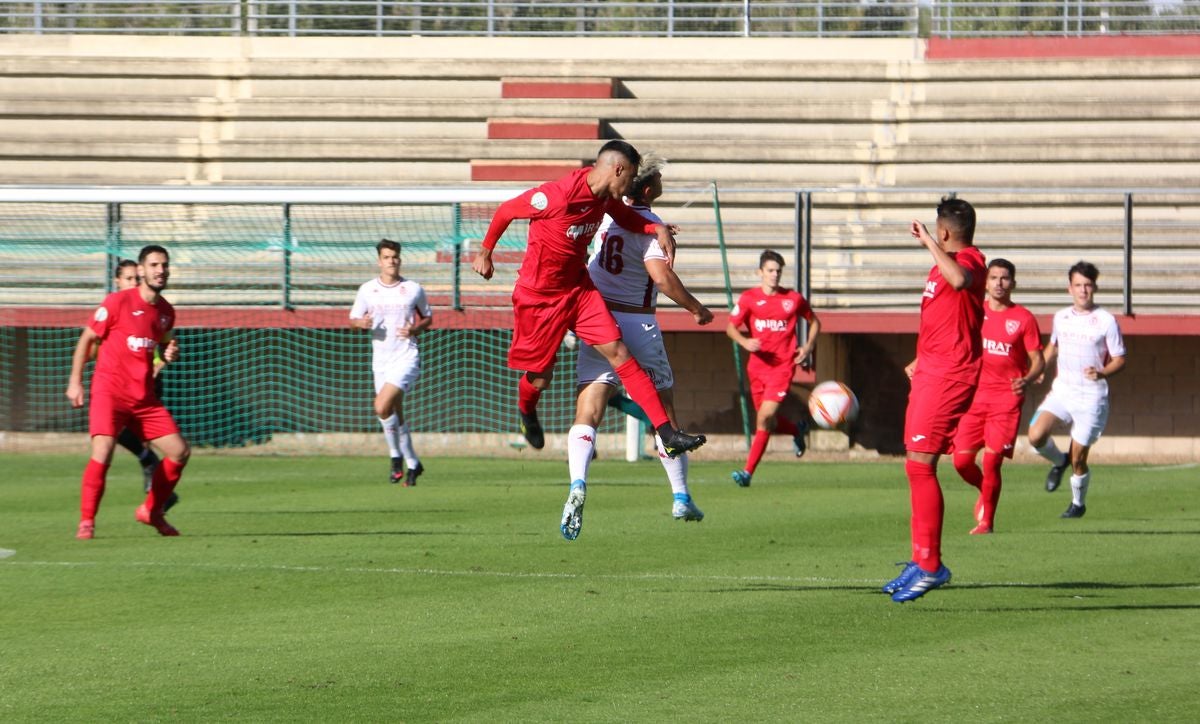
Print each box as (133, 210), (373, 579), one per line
(1, 453), (1197, 722)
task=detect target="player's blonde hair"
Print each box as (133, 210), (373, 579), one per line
(631, 152), (667, 201)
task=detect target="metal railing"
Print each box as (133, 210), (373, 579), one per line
(1, 1), (1196, 37)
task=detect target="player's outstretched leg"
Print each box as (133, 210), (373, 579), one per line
(658, 426), (705, 458)
(560, 480), (586, 541)
(520, 410), (545, 450)
(890, 564), (952, 603)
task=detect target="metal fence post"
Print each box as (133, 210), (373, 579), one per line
(288, 0), (297, 36)
(33, 0), (43, 33)
(452, 202), (464, 311)
(797, 191), (813, 345)
(281, 203), (293, 310)
(743, 0), (751, 37)
(487, 0), (495, 36)
(1124, 192), (1133, 316)
(105, 202), (122, 293)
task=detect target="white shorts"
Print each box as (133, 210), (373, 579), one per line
(374, 356), (421, 394)
(1034, 387), (1110, 447)
(576, 311), (674, 390)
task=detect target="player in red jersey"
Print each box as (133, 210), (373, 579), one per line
(65, 245), (189, 539)
(884, 197), (986, 603)
(471, 140), (706, 459)
(726, 250), (820, 487)
(950, 259), (1043, 535)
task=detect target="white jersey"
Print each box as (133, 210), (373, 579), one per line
(349, 276), (431, 370)
(1049, 305), (1125, 401)
(587, 206), (668, 309)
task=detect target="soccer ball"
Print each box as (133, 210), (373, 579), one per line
(807, 381), (859, 430)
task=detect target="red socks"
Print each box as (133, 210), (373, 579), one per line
(905, 459), (944, 573)
(744, 430), (771, 474)
(953, 451), (984, 490)
(80, 459), (110, 522)
(613, 358), (669, 429)
(145, 457), (186, 513)
(517, 375), (542, 415)
(979, 451), (1003, 528)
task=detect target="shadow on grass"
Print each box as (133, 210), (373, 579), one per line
(1044, 529), (1200, 536)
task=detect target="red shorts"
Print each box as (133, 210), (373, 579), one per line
(508, 283), (620, 373)
(953, 393), (1023, 459)
(89, 389), (180, 441)
(748, 359), (794, 409)
(904, 371), (976, 455)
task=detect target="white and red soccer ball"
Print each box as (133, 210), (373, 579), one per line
(808, 381), (859, 430)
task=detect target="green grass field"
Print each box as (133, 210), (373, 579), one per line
(1, 453), (1197, 722)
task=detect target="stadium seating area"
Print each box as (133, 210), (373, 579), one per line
(1, 35), (1199, 313)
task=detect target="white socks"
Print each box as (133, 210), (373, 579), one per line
(567, 424), (597, 483)
(1070, 472), (1090, 507)
(655, 435), (689, 497)
(1035, 438), (1066, 466)
(380, 413), (419, 468)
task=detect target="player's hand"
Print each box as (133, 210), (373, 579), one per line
(795, 348), (812, 368)
(162, 338), (180, 363)
(1083, 366), (1101, 381)
(357, 312), (374, 330)
(65, 381), (85, 408)
(1011, 376), (1029, 394)
(472, 250), (494, 280)
(911, 220), (936, 249)
(904, 359), (917, 379)
(742, 338), (762, 353)
(693, 306), (714, 326)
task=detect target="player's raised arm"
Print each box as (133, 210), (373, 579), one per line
(474, 190), (546, 280)
(65, 326), (99, 408)
(912, 219), (972, 290)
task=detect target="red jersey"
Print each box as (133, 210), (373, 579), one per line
(976, 302), (1043, 399)
(481, 166), (661, 294)
(916, 245), (986, 385)
(88, 287), (175, 403)
(729, 286), (814, 368)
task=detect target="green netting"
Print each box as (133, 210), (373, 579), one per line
(0, 200), (629, 447)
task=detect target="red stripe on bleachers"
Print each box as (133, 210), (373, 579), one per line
(501, 79), (615, 99)
(470, 160), (583, 182)
(927, 35), (1200, 60)
(487, 119), (601, 140)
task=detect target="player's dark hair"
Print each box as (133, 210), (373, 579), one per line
(138, 245), (169, 263)
(597, 140), (641, 168)
(114, 259), (138, 277)
(759, 250), (785, 269)
(936, 196), (976, 243)
(1068, 260), (1099, 283)
(988, 258), (1016, 278)
(376, 238), (401, 256)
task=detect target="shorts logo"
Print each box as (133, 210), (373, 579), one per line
(1006, 320), (1020, 335)
(910, 434), (926, 442)
(530, 192), (548, 211)
(93, 306), (108, 322)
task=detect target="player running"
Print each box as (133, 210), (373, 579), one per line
(884, 197), (986, 603)
(950, 259), (1043, 534)
(471, 141), (706, 461)
(726, 250), (820, 487)
(1028, 261), (1126, 519)
(350, 238), (432, 486)
(65, 245), (189, 539)
(561, 153), (714, 540)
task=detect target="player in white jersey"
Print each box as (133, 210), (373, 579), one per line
(560, 153), (714, 540)
(1028, 261), (1126, 518)
(350, 238), (433, 486)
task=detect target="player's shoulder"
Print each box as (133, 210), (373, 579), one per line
(1010, 303), (1037, 322)
(1092, 306), (1120, 328)
(634, 206), (663, 225)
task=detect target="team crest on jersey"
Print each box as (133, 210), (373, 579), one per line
(93, 306), (108, 322)
(1005, 320), (1020, 336)
(782, 300), (794, 312)
(530, 192), (548, 211)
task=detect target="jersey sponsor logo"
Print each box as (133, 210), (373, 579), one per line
(754, 318), (789, 333)
(983, 338), (1013, 356)
(126, 335), (158, 353)
(566, 221), (601, 241)
(93, 306), (108, 322)
(1005, 319), (1020, 336)
(923, 280), (938, 299)
(530, 192), (548, 211)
